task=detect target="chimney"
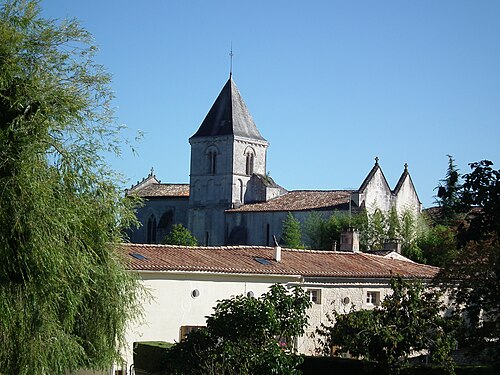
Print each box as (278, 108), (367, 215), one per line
(273, 235), (281, 262)
(340, 228), (360, 252)
(383, 240), (401, 254)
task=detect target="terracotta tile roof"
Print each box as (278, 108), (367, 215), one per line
(128, 183), (190, 198)
(122, 244), (439, 279)
(227, 190), (353, 212)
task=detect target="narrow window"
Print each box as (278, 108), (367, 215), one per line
(238, 179), (244, 203)
(245, 152), (254, 175)
(147, 215), (157, 243)
(211, 151), (217, 174)
(266, 224), (271, 246)
(205, 231), (209, 246)
(207, 148), (217, 174)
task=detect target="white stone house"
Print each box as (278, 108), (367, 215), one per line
(113, 242), (439, 373)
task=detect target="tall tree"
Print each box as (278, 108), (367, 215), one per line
(0, 1), (141, 374)
(439, 160), (500, 363)
(435, 155), (462, 225)
(400, 209), (425, 262)
(281, 212), (304, 248)
(366, 208), (386, 250)
(162, 223), (198, 246)
(386, 206), (401, 242)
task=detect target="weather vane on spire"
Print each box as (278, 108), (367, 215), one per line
(229, 43), (234, 78)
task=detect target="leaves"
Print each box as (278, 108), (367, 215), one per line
(162, 223), (197, 246)
(164, 284), (311, 374)
(281, 212), (304, 249)
(0, 1), (142, 374)
(317, 277), (458, 374)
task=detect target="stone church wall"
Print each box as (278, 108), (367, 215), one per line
(129, 197), (189, 244)
(394, 176), (422, 215)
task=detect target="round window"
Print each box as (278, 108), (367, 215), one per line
(342, 296), (350, 305)
(247, 291), (254, 298)
(191, 289), (200, 298)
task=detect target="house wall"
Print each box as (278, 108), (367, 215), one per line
(122, 272), (300, 368)
(121, 272), (395, 367)
(298, 279), (392, 355)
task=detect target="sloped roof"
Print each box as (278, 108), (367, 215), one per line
(122, 244), (439, 279)
(128, 183), (189, 198)
(358, 159), (391, 193)
(191, 77), (267, 141)
(227, 190), (353, 212)
(392, 164), (422, 203)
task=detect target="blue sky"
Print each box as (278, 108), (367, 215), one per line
(41, 0), (499, 208)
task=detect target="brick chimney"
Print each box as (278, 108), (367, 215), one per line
(340, 228), (360, 253)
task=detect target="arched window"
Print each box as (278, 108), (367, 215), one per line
(147, 214), (157, 243)
(244, 147), (255, 175)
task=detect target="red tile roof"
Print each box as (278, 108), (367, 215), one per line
(129, 183), (190, 198)
(227, 190), (353, 212)
(122, 244), (439, 279)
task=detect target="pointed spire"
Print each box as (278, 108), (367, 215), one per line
(191, 77), (267, 142)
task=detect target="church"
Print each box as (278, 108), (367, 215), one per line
(127, 75), (421, 247)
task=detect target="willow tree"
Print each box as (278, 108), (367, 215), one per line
(0, 1), (141, 374)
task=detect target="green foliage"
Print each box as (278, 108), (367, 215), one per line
(418, 224), (457, 267)
(317, 277), (458, 374)
(304, 211), (352, 250)
(435, 155), (462, 225)
(281, 212), (304, 248)
(458, 160), (500, 244)
(162, 223), (197, 246)
(299, 357), (496, 375)
(438, 159), (500, 364)
(387, 207), (401, 242)
(367, 208), (387, 250)
(164, 284), (312, 375)
(0, 1), (142, 374)
(400, 210), (425, 262)
(304, 208), (426, 261)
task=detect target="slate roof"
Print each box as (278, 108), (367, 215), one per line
(227, 190), (353, 212)
(128, 183), (190, 198)
(191, 77), (267, 141)
(122, 244), (439, 279)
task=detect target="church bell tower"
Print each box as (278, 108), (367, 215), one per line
(188, 76), (269, 245)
